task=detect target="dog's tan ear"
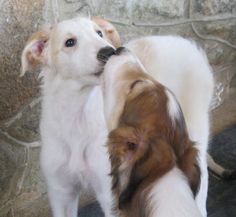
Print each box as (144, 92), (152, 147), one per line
(92, 16), (121, 48)
(21, 31), (49, 76)
(118, 138), (175, 209)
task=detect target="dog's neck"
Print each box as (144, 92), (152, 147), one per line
(41, 69), (99, 97)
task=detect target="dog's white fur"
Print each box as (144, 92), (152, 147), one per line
(21, 16), (213, 217)
(21, 17), (118, 217)
(126, 36), (214, 216)
(148, 167), (202, 217)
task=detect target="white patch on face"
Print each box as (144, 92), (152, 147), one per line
(46, 17), (113, 82)
(165, 89), (181, 125)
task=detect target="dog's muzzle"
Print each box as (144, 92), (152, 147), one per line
(97, 46), (128, 63)
(115, 47), (127, 55)
(97, 46), (116, 63)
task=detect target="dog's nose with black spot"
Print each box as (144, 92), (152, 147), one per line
(115, 47), (127, 55)
(97, 46), (116, 63)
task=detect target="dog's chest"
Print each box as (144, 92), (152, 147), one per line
(41, 83), (107, 179)
(43, 83), (104, 134)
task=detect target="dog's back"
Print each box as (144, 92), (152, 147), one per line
(126, 36), (214, 128)
(126, 36), (213, 216)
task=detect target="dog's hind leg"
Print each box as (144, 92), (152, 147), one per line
(48, 185), (79, 217)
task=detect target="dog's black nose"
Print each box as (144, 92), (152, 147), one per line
(115, 47), (127, 55)
(97, 46), (116, 63)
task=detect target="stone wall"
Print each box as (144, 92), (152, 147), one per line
(0, 0), (235, 216)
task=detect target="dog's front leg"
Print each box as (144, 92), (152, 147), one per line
(48, 185), (79, 217)
(88, 145), (115, 217)
(94, 184), (115, 217)
(40, 139), (79, 217)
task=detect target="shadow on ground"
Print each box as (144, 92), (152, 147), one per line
(207, 124), (236, 217)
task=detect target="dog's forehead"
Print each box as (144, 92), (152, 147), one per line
(52, 17), (94, 37)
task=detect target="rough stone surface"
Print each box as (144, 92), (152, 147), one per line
(192, 0), (236, 16)
(0, 133), (45, 216)
(100, 0), (186, 20)
(0, 0), (235, 216)
(0, 134), (25, 206)
(0, 0), (43, 121)
(4, 100), (41, 143)
(0, 194), (51, 217)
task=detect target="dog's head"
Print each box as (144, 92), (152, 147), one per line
(100, 48), (201, 212)
(21, 17), (120, 83)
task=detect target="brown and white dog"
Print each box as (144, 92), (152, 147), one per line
(99, 47), (203, 217)
(97, 34), (214, 216)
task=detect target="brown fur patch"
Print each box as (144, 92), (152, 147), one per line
(107, 65), (201, 216)
(23, 31), (49, 71)
(27, 31), (49, 44)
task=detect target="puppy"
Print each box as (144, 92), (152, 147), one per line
(95, 34), (214, 216)
(99, 47), (203, 217)
(21, 17), (120, 217)
(124, 37), (214, 216)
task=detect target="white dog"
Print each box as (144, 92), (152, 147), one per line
(21, 17), (120, 217)
(21, 16), (213, 217)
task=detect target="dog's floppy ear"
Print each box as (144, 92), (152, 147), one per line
(117, 137), (175, 209)
(21, 30), (49, 76)
(108, 126), (141, 168)
(92, 16), (121, 48)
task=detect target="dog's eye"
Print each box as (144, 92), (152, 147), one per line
(127, 142), (137, 151)
(96, 30), (103, 38)
(65, 38), (76, 47)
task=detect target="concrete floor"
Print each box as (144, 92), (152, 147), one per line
(207, 124), (236, 217)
